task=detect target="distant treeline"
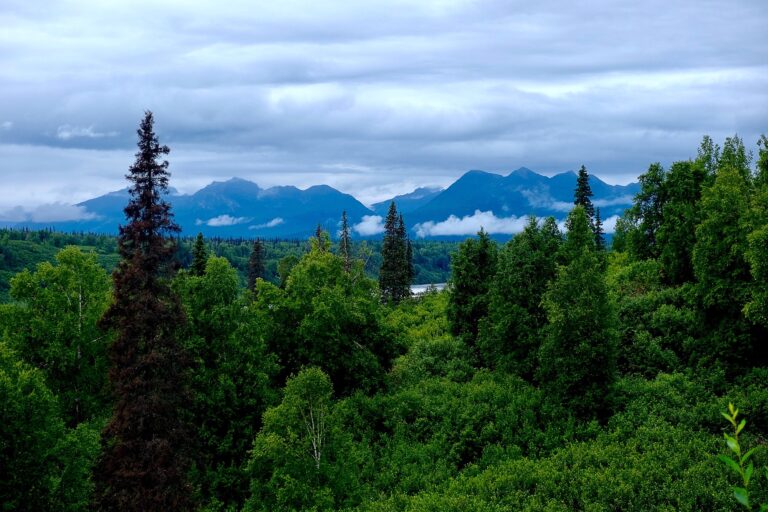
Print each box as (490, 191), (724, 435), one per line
(0, 228), (454, 301)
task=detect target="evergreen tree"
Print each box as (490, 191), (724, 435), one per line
(339, 211), (352, 272)
(191, 232), (208, 277)
(379, 202), (410, 303)
(594, 207), (605, 251)
(574, 165), (595, 220)
(448, 229), (498, 347)
(478, 217), (561, 377)
(94, 111), (193, 511)
(745, 135), (768, 328)
(406, 239), (415, 284)
(626, 162), (666, 261)
(538, 210), (616, 419)
(691, 151), (753, 370)
(248, 239), (266, 291)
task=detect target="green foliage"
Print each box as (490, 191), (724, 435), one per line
(478, 217), (560, 377)
(255, 241), (398, 395)
(245, 368), (365, 512)
(380, 203), (412, 303)
(174, 256), (278, 510)
(539, 243), (617, 419)
(574, 164), (595, 220)
(447, 229), (497, 347)
(0, 342), (100, 511)
(191, 232), (208, 276)
(5, 246), (111, 425)
(719, 403), (768, 510)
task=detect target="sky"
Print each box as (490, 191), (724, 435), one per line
(1, 0), (766, 219)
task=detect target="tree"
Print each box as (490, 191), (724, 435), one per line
(538, 244), (617, 419)
(245, 368), (360, 512)
(625, 162), (666, 260)
(574, 165), (595, 220)
(7, 246), (110, 425)
(744, 135), (768, 329)
(691, 152), (754, 370)
(478, 217), (561, 377)
(254, 238), (398, 395)
(248, 239), (266, 291)
(0, 341), (101, 512)
(339, 211), (352, 273)
(561, 205), (595, 263)
(94, 111), (194, 511)
(174, 256), (277, 509)
(594, 207), (605, 251)
(191, 232), (208, 276)
(448, 229), (498, 348)
(379, 202), (410, 303)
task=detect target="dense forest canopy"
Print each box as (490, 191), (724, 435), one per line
(1, 128), (768, 510)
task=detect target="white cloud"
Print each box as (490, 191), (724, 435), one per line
(0, 203), (98, 223)
(353, 215), (385, 235)
(602, 215), (620, 234)
(56, 125), (118, 140)
(249, 217), (284, 229)
(203, 214), (251, 227)
(593, 195), (635, 207)
(520, 188), (572, 212)
(414, 210), (531, 237)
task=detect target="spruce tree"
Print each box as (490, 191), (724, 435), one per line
(248, 239), (266, 291)
(339, 211), (352, 272)
(191, 232), (208, 276)
(594, 207), (605, 251)
(379, 202), (409, 303)
(574, 165), (595, 220)
(448, 229), (498, 347)
(94, 111), (193, 511)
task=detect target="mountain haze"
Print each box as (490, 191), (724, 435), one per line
(4, 169), (639, 238)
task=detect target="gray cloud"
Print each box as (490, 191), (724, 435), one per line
(0, 203), (99, 223)
(1, 0), (766, 211)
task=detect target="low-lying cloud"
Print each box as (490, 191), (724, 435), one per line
(197, 214), (251, 227)
(414, 210), (530, 238)
(520, 188), (573, 212)
(249, 217), (284, 230)
(353, 215), (385, 236)
(414, 210), (621, 238)
(0, 203), (99, 223)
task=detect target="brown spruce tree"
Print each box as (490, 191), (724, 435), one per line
(94, 111), (193, 511)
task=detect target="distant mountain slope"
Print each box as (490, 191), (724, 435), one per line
(5, 169), (639, 238)
(406, 167), (639, 226)
(16, 178), (373, 239)
(371, 187), (443, 215)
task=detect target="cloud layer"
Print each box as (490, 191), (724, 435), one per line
(1, 0), (765, 211)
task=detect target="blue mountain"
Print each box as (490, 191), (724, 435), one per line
(6, 168), (639, 239)
(371, 187), (443, 215)
(404, 167), (638, 226)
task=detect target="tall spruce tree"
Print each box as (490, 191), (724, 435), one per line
(448, 229), (498, 347)
(191, 232), (208, 276)
(339, 211), (352, 272)
(594, 207), (605, 251)
(574, 165), (595, 220)
(248, 239), (266, 291)
(379, 202), (410, 303)
(94, 111), (193, 511)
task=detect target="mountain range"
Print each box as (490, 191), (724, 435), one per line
(5, 168), (640, 239)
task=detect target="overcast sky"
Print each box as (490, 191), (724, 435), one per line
(1, 0), (766, 215)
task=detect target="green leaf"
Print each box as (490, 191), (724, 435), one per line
(726, 436), (739, 454)
(745, 463), (753, 487)
(742, 447), (759, 464)
(719, 455), (742, 475)
(737, 418), (747, 435)
(733, 487), (750, 508)
(723, 411), (734, 423)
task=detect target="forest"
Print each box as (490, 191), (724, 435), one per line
(1, 114), (767, 511)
